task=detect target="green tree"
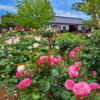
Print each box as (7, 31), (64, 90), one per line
(1, 12), (16, 28)
(16, 0), (54, 29)
(73, 0), (100, 28)
(82, 19), (98, 29)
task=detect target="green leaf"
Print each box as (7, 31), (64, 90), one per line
(70, 96), (76, 100)
(39, 80), (51, 92)
(61, 91), (71, 100)
(32, 92), (40, 100)
(51, 69), (59, 77)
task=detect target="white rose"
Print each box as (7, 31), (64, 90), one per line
(27, 46), (33, 49)
(17, 65), (25, 72)
(1, 46), (4, 49)
(33, 43), (40, 48)
(5, 39), (13, 45)
(88, 33), (92, 37)
(34, 36), (41, 42)
(55, 46), (60, 50)
(46, 46), (49, 49)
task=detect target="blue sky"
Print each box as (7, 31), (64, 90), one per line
(0, 0), (90, 20)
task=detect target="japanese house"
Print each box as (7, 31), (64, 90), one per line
(49, 16), (83, 33)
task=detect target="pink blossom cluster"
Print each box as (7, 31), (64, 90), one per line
(74, 32), (78, 34)
(13, 38), (20, 44)
(75, 46), (84, 51)
(17, 78), (32, 90)
(69, 50), (76, 59)
(5, 38), (20, 45)
(89, 83), (100, 90)
(65, 80), (100, 99)
(24, 72), (34, 77)
(5, 39), (13, 45)
(69, 46), (84, 58)
(16, 72), (34, 78)
(16, 72), (22, 78)
(38, 55), (61, 66)
(68, 61), (82, 78)
(91, 70), (97, 75)
(16, 26), (24, 31)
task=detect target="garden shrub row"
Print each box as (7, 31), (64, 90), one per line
(0, 30), (100, 100)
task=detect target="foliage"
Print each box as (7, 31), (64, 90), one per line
(55, 33), (86, 52)
(0, 30), (100, 100)
(82, 30), (100, 81)
(39, 30), (54, 38)
(16, 0), (54, 29)
(0, 23), (3, 33)
(1, 12), (16, 28)
(82, 19), (98, 29)
(73, 0), (100, 28)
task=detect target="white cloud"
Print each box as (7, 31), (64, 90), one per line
(55, 9), (79, 18)
(54, 9), (90, 19)
(0, 5), (17, 12)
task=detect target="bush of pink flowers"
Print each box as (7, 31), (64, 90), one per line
(0, 32), (100, 100)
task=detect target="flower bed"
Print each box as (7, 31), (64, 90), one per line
(0, 30), (100, 100)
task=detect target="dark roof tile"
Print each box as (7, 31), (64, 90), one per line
(50, 16), (83, 24)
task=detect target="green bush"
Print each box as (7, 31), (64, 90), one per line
(54, 33), (86, 56)
(0, 31), (99, 100)
(39, 30), (55, 38)
(82, 30), (100, 81)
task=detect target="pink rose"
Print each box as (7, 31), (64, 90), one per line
(89, 83), (100, 90)
(74, 32), (78, 34)
(38, 56), (43, 65)
(68, 65), (79, 78)
(16, 83), (22, 90)
(68, 70), (78, 78)
(54, 58), (61, 66)
(69, 50), (76, 59)
(16, 26), (24, 31)
(16, 72), (22, 78)
(38, 55), (61, 66)
(24, 72), (34, 77)
(17, 78), (32, 90)
(80, 46), (84, 49)
(74, 47), (80, 51)
(91, 71), (97, 75)
(65, 80), (75, 90)
(14, 38), (20, 44)
(73, 82), (91, 99)
(47, 56), (54, 65)
(74, 64), (80, 71)
(74, 61), (82, 67)
(75, 95), (79, 99)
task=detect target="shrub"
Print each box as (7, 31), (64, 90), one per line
(0, 31), (100, 100)
(82, 30), (100, 81)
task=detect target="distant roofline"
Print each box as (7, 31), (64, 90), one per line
(55, 16), (83, 20)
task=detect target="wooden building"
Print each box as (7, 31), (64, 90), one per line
(49, 16), (83, 33)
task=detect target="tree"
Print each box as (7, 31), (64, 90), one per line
(73, 0), (100, 28)
(16, 0), (54, 29)
(1, 12), (16, 28)
(82, 19), (98, 29)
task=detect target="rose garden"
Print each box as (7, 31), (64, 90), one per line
(0, 0), (100, 100)
(0, 28), (100, 100)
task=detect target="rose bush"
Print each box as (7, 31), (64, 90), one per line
(0, 30), (100, 100)
(82, 30), (100, 82)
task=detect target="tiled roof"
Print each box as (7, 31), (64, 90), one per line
(50, 16), (83, 24)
